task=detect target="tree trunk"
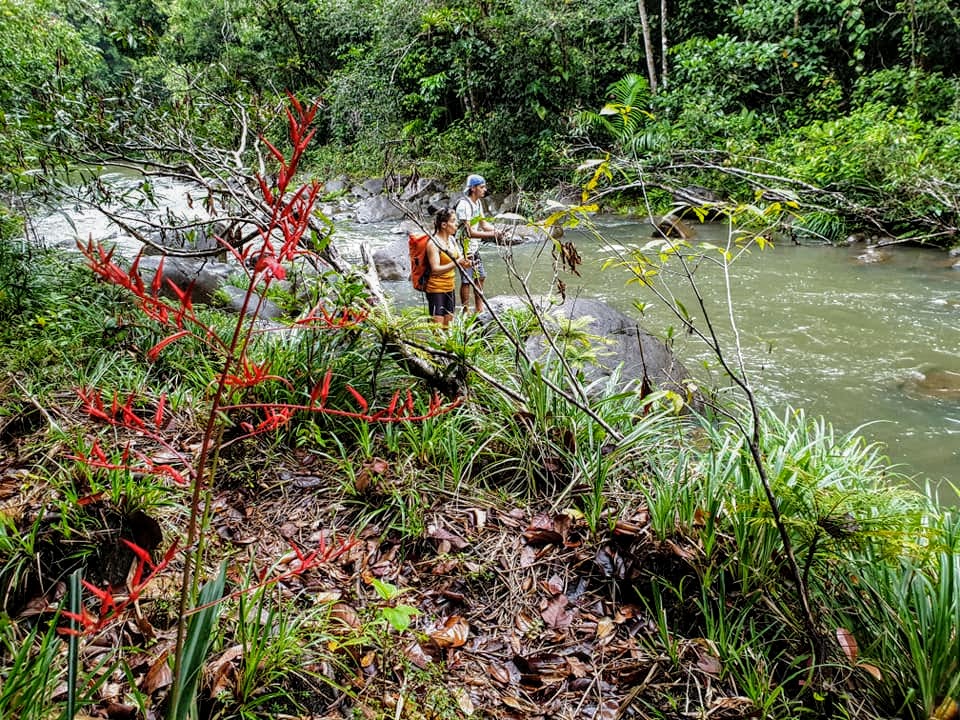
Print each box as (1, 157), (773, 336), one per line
(660, 0), (668, 88)
(637, 0), (659, 93)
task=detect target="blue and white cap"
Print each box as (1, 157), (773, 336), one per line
(464, 174), (486, 192)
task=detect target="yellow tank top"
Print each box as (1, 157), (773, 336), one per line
(425, 238), (456, 293)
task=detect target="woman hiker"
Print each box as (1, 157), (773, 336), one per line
(425, 207), (472, 329)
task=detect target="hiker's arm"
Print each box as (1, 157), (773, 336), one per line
(466, 219), (502, 241)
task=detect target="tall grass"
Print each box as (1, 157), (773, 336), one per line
(830, 512), (960, 718)
(0, 615), (62, 718)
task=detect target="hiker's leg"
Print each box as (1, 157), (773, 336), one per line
(473, 256), (486, 313)
(474, 277), (485, 313)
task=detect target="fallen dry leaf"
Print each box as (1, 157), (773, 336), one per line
(836, 627), (858, 664)
(515, 609), (538, 635)
(521, 652), (568, 683)
(452, 687), (475, 715)
(596, 616), (615, 641)
(207, 644), (244, 697)
(103, 702), (138, 720)
(664, 538), (695, 561)
(695, 647), (721, 676)
(540, 594), (573, 630)
(142, 649), (173, 694)
(565, 655), (590, 678)
(502, 694), (540, 713)
(430, 615), (470, 648)
(403, 641), (433, 668)
(523, 514), (563, 545)
(355, 457), (389, 492)
(329, 602), (360, 629)
(469, 508), (487, 529)
(488, 662), (514, 685)
(314, 590), (342, 603)
(709, 696), (757, 714)
(543, 574), (564, 595)
(932, 696), (959, 720)
(519, 545), (537, 568)
(427, 524), (469, 551)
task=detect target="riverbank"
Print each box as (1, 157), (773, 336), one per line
(26, 174), (960, 493)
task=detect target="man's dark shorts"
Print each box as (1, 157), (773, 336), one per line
(427, 290), (456, 317)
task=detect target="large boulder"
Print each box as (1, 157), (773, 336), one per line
(401, 178), (446, 203)
(485, 296), (695, 399)
(901, 368), (960, 401)
(373, 238), (411, 282)
(654, 215), (696, 240)
(136, 256), (236, 305)
(356, 195), (406, 224)
(136, 256), (293, 321)
(218, 285), (285, 321)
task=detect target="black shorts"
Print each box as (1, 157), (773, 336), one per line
(426, 290), (456, 317)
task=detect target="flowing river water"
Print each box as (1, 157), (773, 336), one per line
(35, 180), (960, 499)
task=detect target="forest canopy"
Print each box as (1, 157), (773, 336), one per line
(2, 0), (960, 244)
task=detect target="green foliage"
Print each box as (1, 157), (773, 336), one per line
(0, 236), (35, 321)
(666, 35), (786, 117)
(0, 615), (62, 717)
(370, 578), (420, 632)
(0, 0), (105, 174)
(575, 74), (659, 156)
(217, 577), (348, 717)
(853, 68), (960, 120)
(768, 103), (960, 231)
(839, 515), (960, 718)
(791, 211), (848, 245)
(172, 563), (227, 720)
(0, 514), (42, 615)
(0, 250), (119, 376)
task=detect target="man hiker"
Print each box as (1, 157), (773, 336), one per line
(455, 174), (503, 314)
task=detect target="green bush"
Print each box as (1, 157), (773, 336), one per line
(853, 68), (960, 120)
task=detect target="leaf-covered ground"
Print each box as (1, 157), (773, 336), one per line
(1, 398), (776, 720)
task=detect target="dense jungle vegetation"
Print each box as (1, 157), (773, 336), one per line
(2, 0), (960, 243)
(2, 1), (960, 720)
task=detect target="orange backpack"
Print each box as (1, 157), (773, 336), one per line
(408, 232), (432, 291)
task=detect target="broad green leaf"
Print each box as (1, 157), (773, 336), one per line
(381, 604), (419, 632)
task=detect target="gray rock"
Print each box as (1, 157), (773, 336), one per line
(855, 248), (891, 264)
(361, 178), (385, 196)
(401, 178), (444, 202)
(372, 238), (411, 281)
(218, 285), (286, 321)
(136, 256), (236, 304)
(484, 296), (695, 398)
(356, 195), (405, 224)
(901, 369), (960, 401)
(324, 176), (349, 194)
(654, 215), (696, 239)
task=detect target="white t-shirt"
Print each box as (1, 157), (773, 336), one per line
(454, 195), (484, 257)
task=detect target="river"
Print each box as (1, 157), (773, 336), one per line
(35, 182), (959, 497)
